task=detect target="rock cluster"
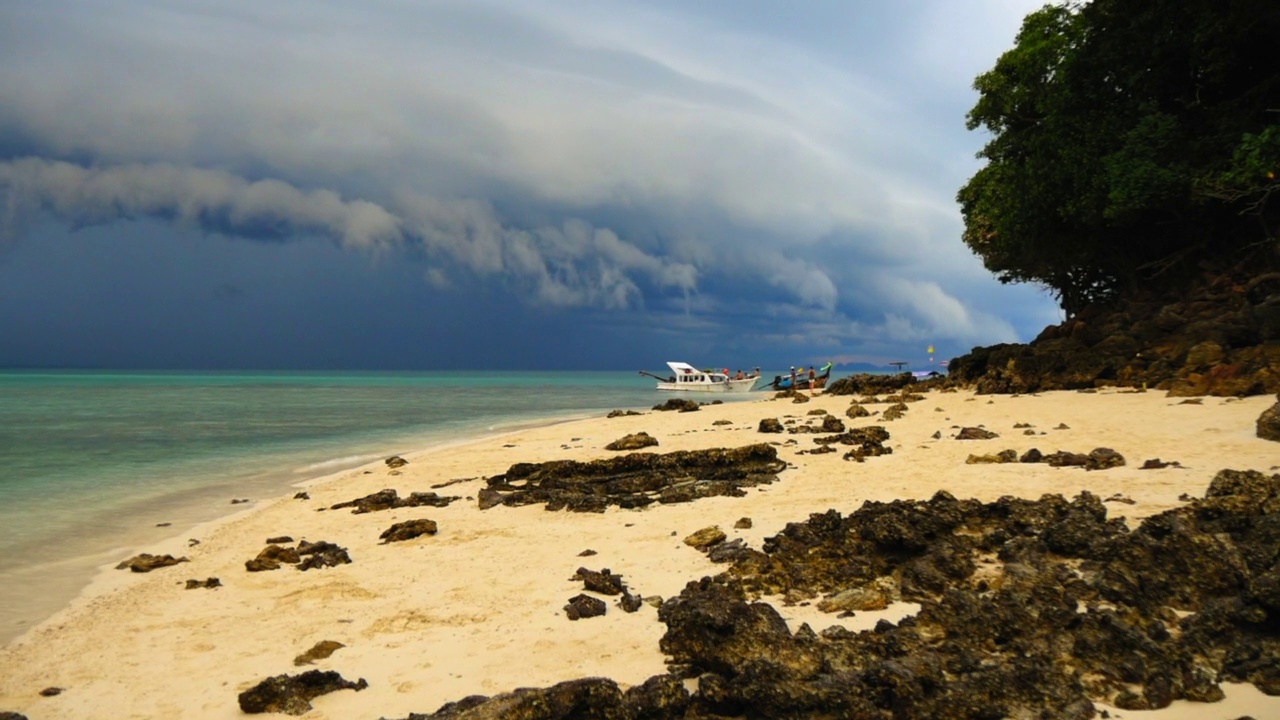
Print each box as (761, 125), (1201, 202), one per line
(330, 488), (460, 514)
(652, 399), (701, 412)
(569, 567), (644, 616)
(1259, 398), (1280, 441)
(946, 268), (1280, 395)
(246, 540), (351, 572)
(237, 670), (367, 715)
(812, 425), (893, 462)
(387, 469), (1280, 719)
(476, 445), (786, 512)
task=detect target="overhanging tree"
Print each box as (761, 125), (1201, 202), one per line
(958, 0), (1280, 315)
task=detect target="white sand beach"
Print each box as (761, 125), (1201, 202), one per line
(1, 388), (1278, 719)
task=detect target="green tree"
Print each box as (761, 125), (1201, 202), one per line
(958, 0), (1280, 315)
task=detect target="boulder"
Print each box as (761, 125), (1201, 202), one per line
(564, 594), (607, 620)
(605, 432), (659, 451)
(684, 526), (727, 549)
(237, 670), (367, 715)
(379, 519), (439, 543)
(1258, 399), (1280, 441)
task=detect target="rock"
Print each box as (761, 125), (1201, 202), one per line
(237, 670), (367, 715)
(807, 409), (828, 416)
(1087, 447), (1126, 470)
(758, 418), (784, 433)
(574, 567), (626, 595)
(564, 594), (607, 620)
(385, 456), (409, 469)
(820, 415), (846, 433)
(245, 544), (301, 572)
(293, 640), (345, 666)
(38, 687), (62, 697)
(185, 577), (221, 589)
(712, 419), (733, 426)
(607, 409), (643, 418)
(1020, 448), (1044, 463)
(480, 444), (786, 512)
(577, 549), (597, 557)
(684, 526), (727, 549)
(379, 519), (439, 543)
(295, 540), (351, 571)
(330, 488), (460, 514)
(605, 432), (659, 451)
(816, 578), (896, 613)
(115, 553), (189, 573)
(882, 403), (907, 421)
(293, 492), (310, 500)
(1258, 400), (1280, 441)
(383, 677), (644, 720)
(735, 517), (753, 529)
(944, 268), (1280, 396)
(266, 536), (294, 544)
(845, 403), (871, 419)
(1140, 458), (1180, 469)
(653, 398), (700, 412)
(965, 450), (1018, 464)
(956, 427), (999, 440)
(0, 712), (30, 720)
(618, 591), (644, 613)
(825, 372), (925, 396)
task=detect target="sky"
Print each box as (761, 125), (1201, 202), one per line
(0, 0), (1063, 371)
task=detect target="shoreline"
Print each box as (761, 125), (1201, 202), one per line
(0, 406), (618, 647)
(2, 387), (1278, 718)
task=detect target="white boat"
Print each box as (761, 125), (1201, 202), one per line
(642, 362), (760, 393)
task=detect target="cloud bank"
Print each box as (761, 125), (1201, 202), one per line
(0, 0), (1059, 367)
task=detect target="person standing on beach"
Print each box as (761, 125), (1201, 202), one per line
(789, 366), (797, 390)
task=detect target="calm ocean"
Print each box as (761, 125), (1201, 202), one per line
(0, 369), (774, 643)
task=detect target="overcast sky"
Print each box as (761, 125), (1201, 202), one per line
(0, 0), (1061, 371)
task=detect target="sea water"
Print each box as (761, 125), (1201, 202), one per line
(0, 369), (774, 643)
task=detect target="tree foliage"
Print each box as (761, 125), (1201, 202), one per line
(959, 0), (1280, 314)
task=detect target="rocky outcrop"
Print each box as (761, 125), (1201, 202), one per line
(1259, 398), (1280, 441)
(237, 670), (367, 715)
(652, 399), (700, 412)
(330, 488), (460, 514)
(478, 445), (786, 512)
(947, 268), (1280, 395)
(391, 469), (1280, 719)
(605, 432), (659, 451)
(295, 540), (351, 571)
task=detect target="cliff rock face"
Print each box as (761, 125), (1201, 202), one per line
(948, 268), (1280, 396)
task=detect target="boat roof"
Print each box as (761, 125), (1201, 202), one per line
(667, 362), (698, 374)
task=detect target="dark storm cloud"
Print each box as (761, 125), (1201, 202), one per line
(0, 0), (1057, 368)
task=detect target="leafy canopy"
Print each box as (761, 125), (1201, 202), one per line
(958, 0), (1280, 314)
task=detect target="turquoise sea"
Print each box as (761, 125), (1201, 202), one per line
(0, 369), (775, 644)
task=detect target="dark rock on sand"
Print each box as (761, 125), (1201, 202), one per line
(812, 425), (893, 462)
(38, 687), (61, 697)
(757, 418), (784, 433)
(845, 403), (871, 419)
(1259, 399), (1280, 441)
(185, 577), (222, 589)
(605, 432), (659, 451)
(965, 449), (1018, 464)
(653, 398), (700, 412)
(574, 567), (626, 596)
(115, 553), (189, 573)
(293, 492), (310, 500)
(955, 427), (999, 440)
(607, 409), (643, 418)
(266, 536), (294, 544)
(825, 372), (931, 396)
(295, 540), (351, 571)
(881, 403), (907, 421)
(380, 519), (439, 543)
(734, 517), (752, 529)
(480, 444), (786, 512)
(684, 526), (726, 550)
(618, 591), (644, 613)
(0, 712), (30, 720)
(293, 640), (345, 666)
(237, 670), (367, 715)
(385, 456), (409, 469)
(385, 676), (683, 720)
(564, 594), (607, 620)
(330, 488), (460, 514)
(246, 544), (302, 572)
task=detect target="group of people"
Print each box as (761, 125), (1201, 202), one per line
(789, 365), (818, 386)
(726, 368), (760, 380)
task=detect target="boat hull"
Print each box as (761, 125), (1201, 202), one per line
(656, 378), (759, 393)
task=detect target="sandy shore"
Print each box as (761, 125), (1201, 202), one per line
(1, 388), (1278, 719)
